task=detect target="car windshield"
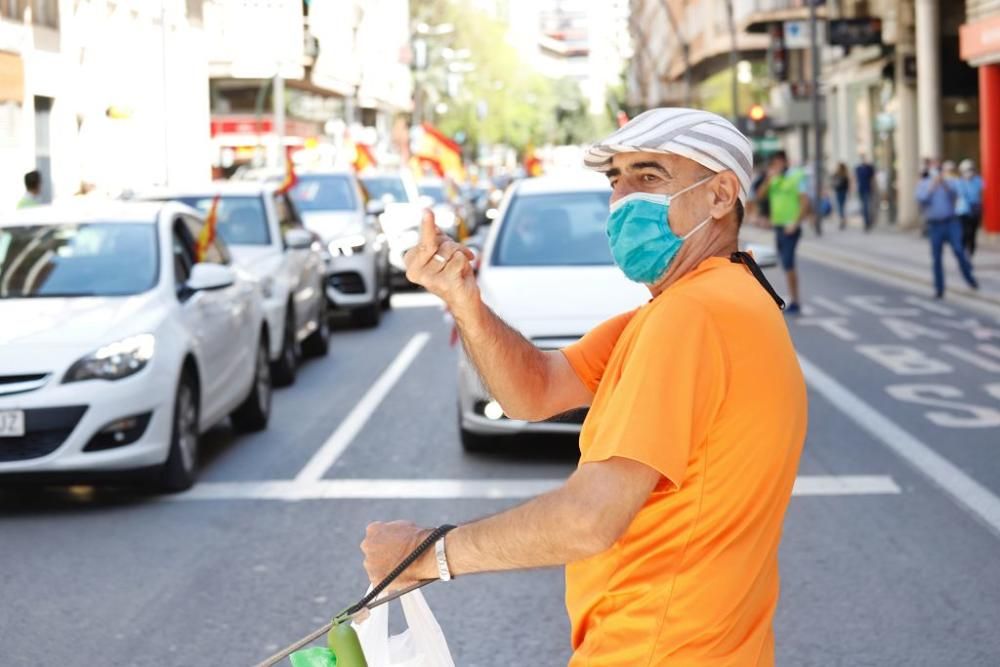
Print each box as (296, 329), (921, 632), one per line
(290, 174), (358, 212)
(492, 191), (613, 267)
(362, 176), (411, 203)
(175, 196), (270, 246)
(0, 223), (158, 298)
(418, 184), (447, 204)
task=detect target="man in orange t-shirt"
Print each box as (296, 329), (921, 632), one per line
(361, 108), (807, 666)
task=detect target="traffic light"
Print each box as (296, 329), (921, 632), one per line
(749, 104), (766, 122)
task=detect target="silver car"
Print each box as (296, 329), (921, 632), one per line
(259, 169), (392, 327)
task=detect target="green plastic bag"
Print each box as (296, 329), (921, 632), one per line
(289, 646), (337, 667)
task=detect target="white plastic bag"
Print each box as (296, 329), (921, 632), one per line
(352, 588), (455, 667)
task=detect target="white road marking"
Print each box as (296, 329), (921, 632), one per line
(170, 475), (900, 501)
(799, 353), (1000, 537)
(390, 292), (444, 309)
(294, 333), (431, 483)
(791, 475), (899, 496)
(813, 295), (851, 316)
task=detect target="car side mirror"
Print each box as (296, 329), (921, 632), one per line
(284, 228), (313, 250)
(366, 200), (386, 217)
(186, 263), (235, 293)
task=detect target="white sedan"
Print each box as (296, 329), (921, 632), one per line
(147, 182), (330, 386)
(0, 201), (271, 491)
(457, 172), (649, 451)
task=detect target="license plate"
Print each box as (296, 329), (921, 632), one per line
(0, 410), (25, 437)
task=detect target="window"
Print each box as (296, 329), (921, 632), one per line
(175, 196), (269, 247)
(273, 192), (304, 238)
(289, 174), (359, 212)
(492, 191), (614, 267)
(172, 221), (197, 288)
(180, 215), (231, 265)
(361, 176), (411, 203)
(0, 223), (159, 298)
(31, 0), (58, 28)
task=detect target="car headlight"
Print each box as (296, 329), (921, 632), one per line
(328, 234), (367, 257)
(64, 334), (155, 383)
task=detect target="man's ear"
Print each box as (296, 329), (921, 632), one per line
(709, 172), (740, 219)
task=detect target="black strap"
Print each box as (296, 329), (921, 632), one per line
(341, 524), (457, 619)
(730, 252), (785, 311)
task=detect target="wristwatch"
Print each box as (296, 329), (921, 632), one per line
(435, 534), (452, 581)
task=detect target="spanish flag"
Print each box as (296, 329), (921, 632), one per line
(414, 122), (465, 182)
(353, 143), (377, 173)
(196, 194), (221, 263)
(276, 155), (297, 195)
(524, 145), (543, 177)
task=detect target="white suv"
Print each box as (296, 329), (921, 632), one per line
(0, 201), (271, 491)
(146, 182), (330, 386)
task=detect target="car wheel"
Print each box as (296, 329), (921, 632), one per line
(158, 370), (200, 492)
(457, 405), (493, 452)
(302, 292), (330, 357)
(271, 304), (299, 386)
(380, 270), (393, 310)
(231, 337), (272, 433)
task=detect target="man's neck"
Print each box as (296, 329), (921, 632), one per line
(647, 235), (738, 298)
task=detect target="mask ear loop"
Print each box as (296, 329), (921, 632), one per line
(680, 215), (713, 240)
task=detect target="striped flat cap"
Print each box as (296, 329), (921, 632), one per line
(584, 107), (754, 204)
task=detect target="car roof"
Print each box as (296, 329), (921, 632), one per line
(139, 181), (276, 199)
(513, 171), (611, 196)
(1, 200), (172, 227)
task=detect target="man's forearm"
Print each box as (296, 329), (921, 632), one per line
(451, 296), (551, 420)
(413, 485), (608, 579)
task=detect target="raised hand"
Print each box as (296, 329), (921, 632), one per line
(403, 210), (479, 308)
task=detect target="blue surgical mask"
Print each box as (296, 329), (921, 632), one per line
(606, 175), (715, 284)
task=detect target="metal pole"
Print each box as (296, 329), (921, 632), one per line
(273, 71), (286, 174)
(160, 0), (170, 186)
(725, 0), (739, 121)
(809, 0), (823, 235)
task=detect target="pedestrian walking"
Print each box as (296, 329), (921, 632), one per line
(17, 170), (42, 209)
(832, 162), (850, 229)
(756, 150), (809, 315)
(916, 165), (978, 298)
(855, 155), (875, 231)
(364, 108), (807, 667)
(955, 159), (984, 256)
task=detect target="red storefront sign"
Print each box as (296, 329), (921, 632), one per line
(960, 14), (1000, 64)
(210, 115), (318, 139)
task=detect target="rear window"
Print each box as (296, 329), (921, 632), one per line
(291, 175), (358, 212)
(362, 177), (411, 203)
(492, 191), (613, 267)
(175, 196), (270, 246)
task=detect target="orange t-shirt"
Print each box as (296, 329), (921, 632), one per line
(562, 256), (807, 666)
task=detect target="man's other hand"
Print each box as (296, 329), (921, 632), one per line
(360, 521), (436, 590)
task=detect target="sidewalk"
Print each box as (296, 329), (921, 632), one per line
(742, 222), (1000, 309)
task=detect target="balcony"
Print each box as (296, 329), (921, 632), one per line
(735, 0), (828, 33)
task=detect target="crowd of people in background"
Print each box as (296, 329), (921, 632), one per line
(746, 149), (987, 310)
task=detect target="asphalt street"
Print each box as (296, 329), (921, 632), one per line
(2, 251), (1000, 666)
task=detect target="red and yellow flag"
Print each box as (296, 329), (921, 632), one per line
(276, 155), (298, 195)
(195, 194), (221, 262)
(352, 143), (377, 173)
(414, 122), (465, 182)
(524, 145), (543, 177)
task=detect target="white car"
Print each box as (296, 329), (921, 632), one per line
(417, 178), (464, 239)
(145, 182), (330, 386)
(457, 172), (649, 451)
(282, 169), (392, 327)
(0, 201), (271, 491)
